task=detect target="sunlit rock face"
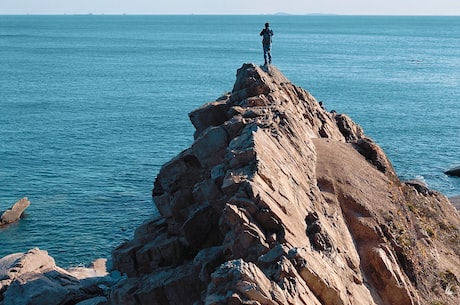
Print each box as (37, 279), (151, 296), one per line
(111, 63), (460, 305)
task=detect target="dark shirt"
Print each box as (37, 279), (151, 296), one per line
(260, 28), (273, 45)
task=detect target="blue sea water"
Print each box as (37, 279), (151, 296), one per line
(0, 15), (459, 267)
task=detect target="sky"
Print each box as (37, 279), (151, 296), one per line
(1, 0), (459, 15)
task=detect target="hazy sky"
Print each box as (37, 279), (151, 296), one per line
(1, 0), (459, 15)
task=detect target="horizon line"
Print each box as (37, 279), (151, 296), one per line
(1, 13), (459, 17)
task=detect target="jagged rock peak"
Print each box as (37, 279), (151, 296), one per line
(111, 63), (460, 305)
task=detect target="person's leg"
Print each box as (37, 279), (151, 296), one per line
(263, 45), (269, 64)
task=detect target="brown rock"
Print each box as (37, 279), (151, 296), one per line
(0, 248), (111, 305)
(189, 99), (230, 139)
(192, 125), (229, 168)
(110, 63), (460, 305)
(204, 259), (289, 305)
(0, 197), (30, 226)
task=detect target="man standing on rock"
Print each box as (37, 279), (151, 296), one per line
(260, 22), (273, 65)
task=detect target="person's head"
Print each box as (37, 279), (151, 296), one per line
(265, 22), (269, 28)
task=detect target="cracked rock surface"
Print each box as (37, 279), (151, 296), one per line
(111, 63), (460, 305)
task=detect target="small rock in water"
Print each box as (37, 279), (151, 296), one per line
(445, 165), (460, 177)
(0, 197), (31, 226)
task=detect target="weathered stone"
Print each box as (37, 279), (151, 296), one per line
(334, 113), (364, 141)
(189, 99), (230, 139)
(111, 262), (205, 305)
(0, 197), (30, 226)
(352, 137), (396, 175)
(0, 248), (112, 305)
(192, 125), (229, 168)
(183, 205), (221, 249)
(366, 245), (415, 305)
(108, 63), (460, 305)
(67, 258), (108, 279)
(405, 179), (432, 195)
(204, 259), (285, 305)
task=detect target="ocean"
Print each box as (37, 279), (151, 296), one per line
(0, 15), (459, 267)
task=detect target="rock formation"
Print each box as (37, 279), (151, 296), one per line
(0, 197), (30, 227)
(111, 63), (460, 305)
(445, 166), (460, 177)
(0, 248), (112, 305)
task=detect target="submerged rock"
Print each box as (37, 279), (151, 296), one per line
(110, 64), (460, 305)
(0, 197), (30, 227)
(446, 166), (460, 177)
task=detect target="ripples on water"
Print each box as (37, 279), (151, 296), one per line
(0, 15), (459, 266)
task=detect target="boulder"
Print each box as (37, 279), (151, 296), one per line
(0, 197), (30, 226)
(445, 166), (460, 177)
(110, 64), (460, 305)
(0, 248), (112, 305)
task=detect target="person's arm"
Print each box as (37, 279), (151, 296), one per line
(260, 29), (265, 36)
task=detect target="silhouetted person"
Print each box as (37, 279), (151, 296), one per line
(260, 22), (273, 65)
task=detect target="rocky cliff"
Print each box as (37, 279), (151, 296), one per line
(111, 63), (460, 305)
